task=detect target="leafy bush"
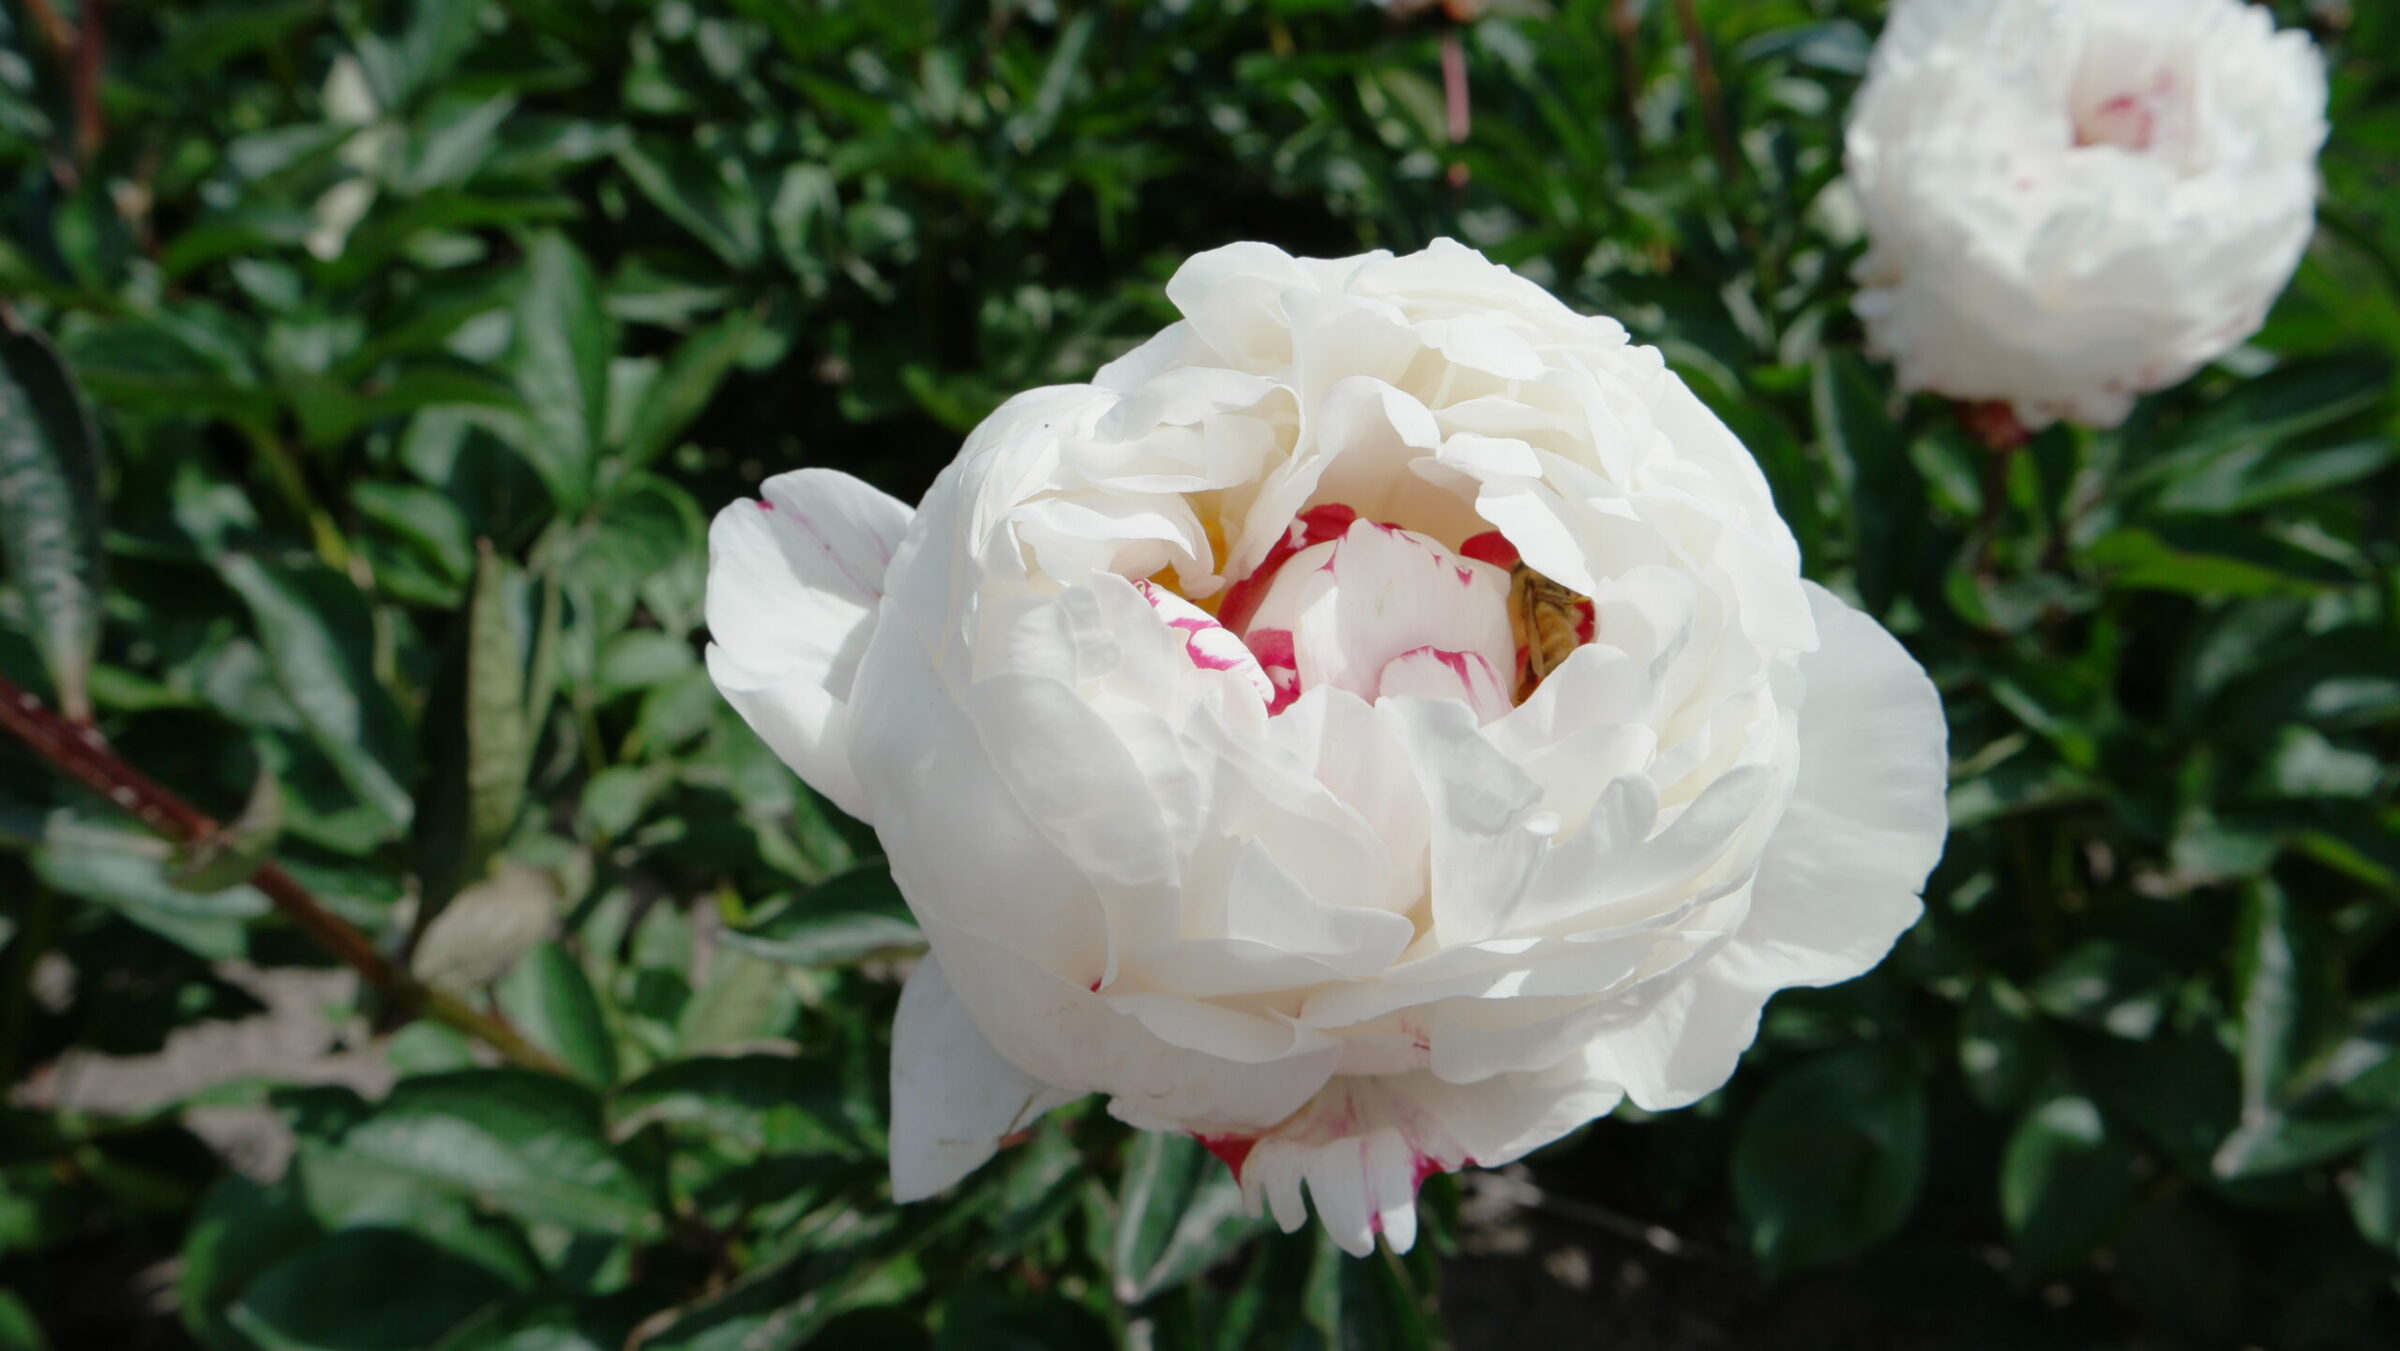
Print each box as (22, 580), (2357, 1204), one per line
(0, 0), (2395, 1347)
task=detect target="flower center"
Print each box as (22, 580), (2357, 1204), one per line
(2070, 53), (2188, 157)
(1139, 506), (1597, 723)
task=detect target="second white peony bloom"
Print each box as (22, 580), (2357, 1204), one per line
(706, 240), (1949, 1255)
(1846, 0), (2328, 429)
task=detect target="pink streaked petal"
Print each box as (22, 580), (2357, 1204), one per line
(1378, 645), (1514, 724)
(1133, 578), (1275, 706)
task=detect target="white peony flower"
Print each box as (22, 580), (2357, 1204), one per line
(1845, 0), (2328, 429)
(706, 239), (1949, 1255)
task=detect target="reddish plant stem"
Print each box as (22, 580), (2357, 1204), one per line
(0, 674), (564, 1074)
(71, 0), (105, 166)
(1441, 27), (1471, 189)
(1609, 0), (1642, 135)
(1672, 0), (1739, 183)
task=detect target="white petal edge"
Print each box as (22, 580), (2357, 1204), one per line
(889, 955), (1080, 1202)
(705, 468), (913, 822)
(1716, 581), (1947, 992)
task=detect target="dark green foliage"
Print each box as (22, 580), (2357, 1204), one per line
(0, 0), (2395, 1347)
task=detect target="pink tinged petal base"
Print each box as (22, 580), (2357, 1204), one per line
(889, 957), (1080, 1201)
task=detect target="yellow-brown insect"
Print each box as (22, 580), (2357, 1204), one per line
(1507, 564), (1595, 703)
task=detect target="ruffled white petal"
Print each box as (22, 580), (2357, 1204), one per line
(704, 469), (912, 821)
(1718, 583), (1947, 992)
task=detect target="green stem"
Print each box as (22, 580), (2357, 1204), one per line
(240, 420), (352, 573)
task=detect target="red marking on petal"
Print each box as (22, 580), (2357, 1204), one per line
(1088, 976), (1104, 992)
(1247, 628), (1302, 713)
(755, 498), (776, 512)
(1412, 1151), (1467, 1188)
(1218, 503), (1358, 633)
(1458, 530), (1520, 569)
(1196, 1133), (1257, 1182)
(1573, 597), (1596, 644)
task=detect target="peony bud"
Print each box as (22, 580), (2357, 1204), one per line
(1846, 0), (2328, 429)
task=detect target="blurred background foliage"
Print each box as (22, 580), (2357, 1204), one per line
(0, 0), (2395, 1347)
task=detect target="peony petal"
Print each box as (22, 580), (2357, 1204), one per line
(1228, 1077), (1474, 1256)
(925, 918), (1340, 1133)
(1717, 582), (1946, 991)
(705, 468), (913, 821)
(890, 956), (1079, 1201)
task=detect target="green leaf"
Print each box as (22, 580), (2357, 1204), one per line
(1732, 1045), (1927, 1272)
(722, 866), (923, 969)
(2125, 355), (2391, 495)
(228, 1227), (514, 1351)
(0, 326), (105, 721)
(167, 766), (285, 895)
(0, 1289), (46, 1351)
(2232, 878), (2337, 1127)
(513, 233), (613, 509)
(2028, 940), (2177, 1040)
(1961, 977), (2048, 1111)
(2085, 521), (2358, 597)
(616, 308), (757, 474)
(2000, 1094), (2136, 1279)
(1300, 1233), (1439, 1351)
(1810, 350), (1922, 615)
(1109, 1131), (1269, 1306)
(615, 138), (764, 270)
(2343, 1125), (2400, 1256)
(2213, 1009), (2400, 1180)
(33, 827), (271, 961)
(610, 1054), (867, 1158)
(179, 1175), (322, 1351)
(333, 1070), (658, 1236)
(464, 542), (531, 883)
(638, 1206), (959, 1351)
(675, 949), (798, 1054)
(497, 941), (617, 1088)
(214, 552), (415, 834)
